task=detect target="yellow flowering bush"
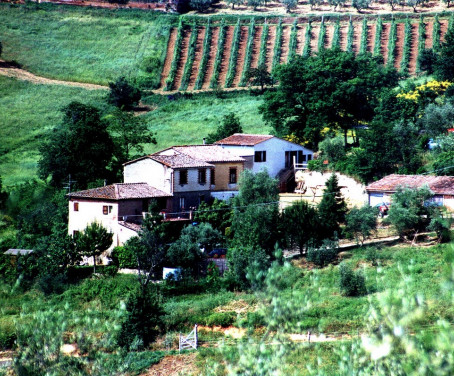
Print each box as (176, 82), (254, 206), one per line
(396, 80), (452, 102)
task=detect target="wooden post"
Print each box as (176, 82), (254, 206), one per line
(195, 324), (198, 349)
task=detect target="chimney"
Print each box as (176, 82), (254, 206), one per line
(203, 138), (206, 145)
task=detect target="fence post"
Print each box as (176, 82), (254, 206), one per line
(195, 324), (198, 349)
(179, 333), (181, 353)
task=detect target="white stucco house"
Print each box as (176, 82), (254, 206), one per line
(214, 134), (314, 178)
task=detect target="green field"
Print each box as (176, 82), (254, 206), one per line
(0, 76), (108, 187)
(0, 3), (175, 87)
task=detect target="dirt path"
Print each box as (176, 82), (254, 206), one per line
(160, 27), (178, 89)
(265, 25), (277, 72)
(250, 26), (263, 69)
(394, 22), (405, 70)
(367, 22), (375, 53)
(187, 26), (206, 91)
(280, 25), (292, 63)
(381, 21), (391, 65)
(218, 25), (235, 88)
(352, 21), (362, 54)
(0, 61), (107, 90)
(408, 22), (419, 75)
(425, 20), (433, 49)
(173, 28), (192, 90)
(232, 26), (249, 86)
(202, 26), (220, 90)
(142, 353), (198, 376)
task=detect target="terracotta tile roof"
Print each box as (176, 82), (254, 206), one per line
(214, 133), (274, 146)
(150, 154), (214, 169)
(366, 174), (454, 195)
(172, 145), (245, 163)
(68, 183), (172, 200)
(118, 221), (142, 233)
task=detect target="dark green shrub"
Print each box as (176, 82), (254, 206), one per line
(204, 312), (236, 327)
(307, 239), (338, 267)
(339, 263), (367, 297)
(111, 245), (136, 269)
(0, 317), (16, 350)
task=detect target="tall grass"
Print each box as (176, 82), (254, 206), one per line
(194, 19), (212, 90)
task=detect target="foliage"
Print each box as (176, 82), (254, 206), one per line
(111, 244), (138, 269)
(419, 102), (454, 137)
(75, 222), (113, 274)
(258, 22), (269, 67)
(281, 0), (298, 12)
(225, 19), (242, 88)
(318, 19), (327, 52)
(303, 21), (312, 57)
(117, 286), (163, 350)
(416, 17), (426, 72)
(190, 0), (213, 11)
(260, 49), (398, 149)
(282, 200), (322, 255)
(406, 0), (422, 12)
(194, 199), (233, 235)
(244, 64), (273, 93)
(206, 112), (243, 144)
(433, 14), (441, 52)
(239, 18), (256, 87)
(179, 22), (199, 91)
(428, 215), (452, 242)
(287, 19), (298, 62)
(165, 19), (184, 91)
(374, 17), (383, 56)
(433, 150), (454, 175)
(194, 19), (212, 90)
(210, 19), (227, 89)
(386, 185), (435, 238)
(318, 135), (346, 164)
(107, 0), (129, 6)
(434, 25), (454, 81)
(339, 262), (367, 297)
(345, 205), (378, 246)
(346, 19), (354, 52)
(231, 169), (280, 255)
(247, 0), (263, 10)
(38, 102), (115, 189)
(352, 0), (371, 11)
(272, 19), (284, 70)
(418, 48), (437, 74)
(107, 76), (141, 111)
(0, 317), (15, 350)
(307, 237), (339, 266)
(400, 18), (412, 75)
(226, 0), (244, 8)
(332, 18), (341, 48)
(359, 18), (368, 54)
(387, 20), (397, 67)
(318, 174), (347, 237)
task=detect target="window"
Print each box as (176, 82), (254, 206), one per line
(254, 151), (266, 162)
(73, 230), (80, 237)
(73, 202), (79, 211)
(198, 169), (206, 184)
(229, 168), (237, 184)
(211, 169), (215, 185)
(179, 170), (188, 185)
(103, 205), (112, 215)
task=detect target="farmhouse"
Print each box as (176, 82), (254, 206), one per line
(67, 183), (172, 254)
(366, 174), (454, 210)
(123, 145), (245, 210)
(214, 134), (314, 179)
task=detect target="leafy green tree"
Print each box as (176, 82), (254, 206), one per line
(189, 0), (213, 11)
(345, 205), (378, 246)
(419, 103), (454, 137)
(352, 0), (371, 11)
(339, 262), (367, 296)
(406, 0), (422, 11)
(75, 222), (113, 273)
(206, 112), (243, 144)
(280, 0), (298, 12)
(107, 76), (141, 110)
(318, 135), (346, 164)
(433, 150), (454, 175)
(282, 200), (322, 255)
(260, 49), (399, 148)
(434, 26), (454, 81)
(226, 0), (243, 9)
(194, 199), (233, 235)
(418, 49), (437, 74)
(244, 64), (274, 92)
(231, 170), (280, 255)
(307, 237), (339, 266)
(39, 102), (115, 189)
(247, 0), (263, 9)
(428, 216), (452, 242)
(318, 174), (347, 237)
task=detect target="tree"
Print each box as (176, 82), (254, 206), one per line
(406, 0), (422, 11)
(434, 26), (454, 81)
(419, 103), (454, 137)
(38, 102), (115, 189)
(247, 0), (263, 10)
(280, 0), (298, 12)
(226, 0), (244, 9)
(387, 0), (401, 11)
(282, 200), (322, 255)
(75, 222), (113, 273)
(339, 262), (367, 296)
(433, 150), (454, 175)
(0, 176), (8, 210)
(244, 64), (274, 93)
(318, 135), (346, 164)
(352, 0), (371, 11)
(307, 238), (339, 266)
(260, 49), (399, 148)
(418, 49), (437, 74)
(345, 205), (378, 246)
(189, 0), (213, 11)
(318, 174), (347, 237)
(206, 112), (243, 144)
(107, 76), (141, 110)
(194, 199), (233, 236)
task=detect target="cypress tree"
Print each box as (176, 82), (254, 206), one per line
(318, 174), (347, 237)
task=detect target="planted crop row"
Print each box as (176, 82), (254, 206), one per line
(179, 22), (198, 91)
(400, 18), (412, 75)
(433, 15), (441, 52)
(210, 19), (227, 89)
(332, 18), (341, 49)
(346, 19), (354, 53)
(239, 18), (256, 86)
(287, 19), (298, 63)
(374, 17), (383, 56)
(318, 19), (326, 52)
(225, 19), (242, 88)
(359, 18), (368, 54)
(194, 19), (212, 90)
(387, 20), (397, 67)
(303, 21), (312, 57)
(258, 22), (269, 67)
(272, 19), (284, 71)
(165, 19), (184, 91)
(416, 17), (425, 72)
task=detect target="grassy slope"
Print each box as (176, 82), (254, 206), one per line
(142, 92), (270, 153)
(0, 76), (107, 187)
(0, 3), (175, 86)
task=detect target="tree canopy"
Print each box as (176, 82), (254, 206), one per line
(206, 112), (243, 144)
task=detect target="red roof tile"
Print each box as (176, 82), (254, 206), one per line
(366, 174), (454, 195)
(150, 154), (214, 169)
(69, 183), (171, 200)
(172, 145), (244, 163)
(214, 133), (274, 146)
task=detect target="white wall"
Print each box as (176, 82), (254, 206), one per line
(173, 168), (212, 193)
(211, 191), (239, 201)
(123, 158), (172, 193)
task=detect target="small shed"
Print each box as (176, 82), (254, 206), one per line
(4, 249), (34, 266)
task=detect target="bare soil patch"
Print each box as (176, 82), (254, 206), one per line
(280, 25), (292, 63)
(187, 26), (206, 91)
(408, 22), (419, 75)
(217, 25), (235, 87)
(250, 26), (263, 69)
(367, 22), (375, 53)
(394, 22), (405, 70)
(172, 28), (192, 90)
(339, 23), (349, 51)
(142, 353), (198, 376)
(440, 18), (449, 41)
(381, 21), (391, 65)
(296, 25), (306, 55)
(202, 26), (220, 90)
(265, 25), (277, 72)
(232, 26), (249, 86)
(425, 20), (433, 49)
(310, 23), (320, 54)
(352, 21), (362, 54)
(160, 27), (177, 89)
(325, 23), (335, 49)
